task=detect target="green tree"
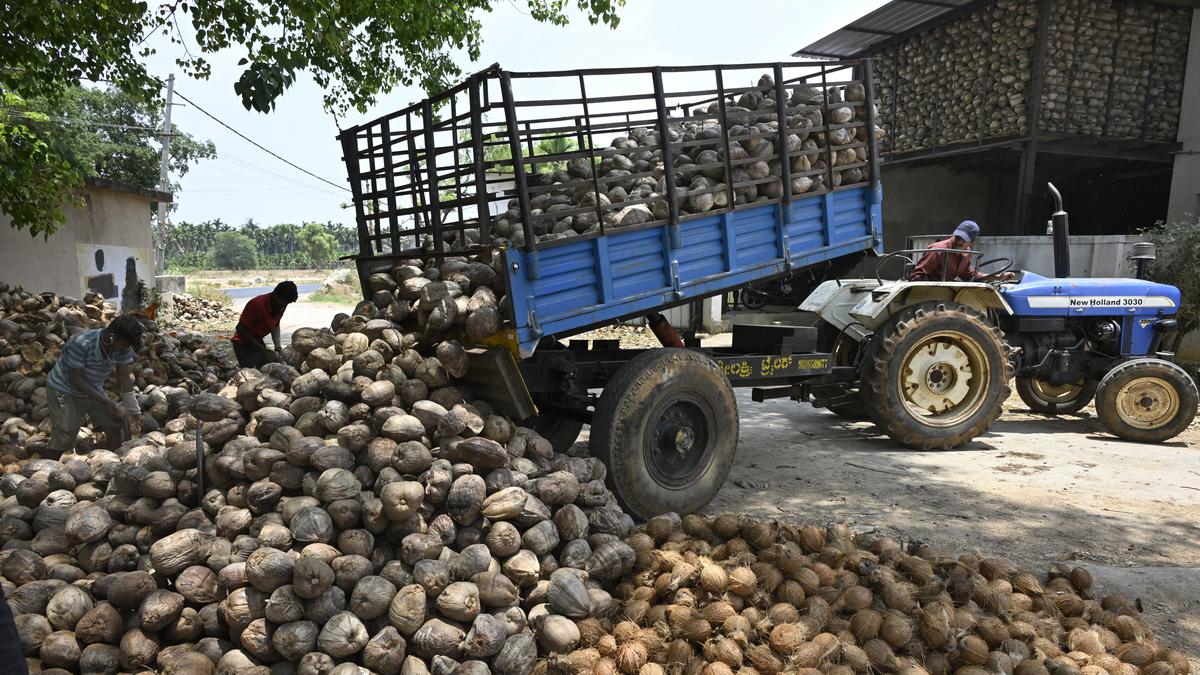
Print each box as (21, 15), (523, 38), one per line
(2, 1), (624, 238)
(3, 1), (624, 115)
(3, 85), (215, 237)
(212, 231), (259, 270)
(299, 223), (339, 265)
(1141, 218), (1200, 350)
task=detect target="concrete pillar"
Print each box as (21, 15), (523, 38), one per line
(701, 295), (725, 333)
(156, 275), (187, 294)
(1167, 10), (1200, 224)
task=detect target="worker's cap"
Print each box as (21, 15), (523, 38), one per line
(953, 220), (980, 242)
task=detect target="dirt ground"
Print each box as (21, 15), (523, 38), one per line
(570, 388), (1200, 663)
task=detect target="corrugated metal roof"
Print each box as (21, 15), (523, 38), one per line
(794, 0), (979, 59)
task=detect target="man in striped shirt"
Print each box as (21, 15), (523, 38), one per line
(44, 314), (147, 458)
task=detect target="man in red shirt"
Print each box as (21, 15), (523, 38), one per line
(909, 221), (1016, 283)
(232, 281), (298, 368)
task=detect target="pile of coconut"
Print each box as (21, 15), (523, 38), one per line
(0, 258), (640, 674)
(479, 75), (885, 247)
(550, 513), (1192, 675)
(0, 283), (238, 459)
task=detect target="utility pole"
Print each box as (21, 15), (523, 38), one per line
(155, 74), (175, 276)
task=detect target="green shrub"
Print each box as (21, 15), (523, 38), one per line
(212, 231), (259, 270)
(1140, 217), (1200, 351)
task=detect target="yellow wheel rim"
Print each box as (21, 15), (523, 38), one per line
(1029, 378), (1084, 404)
(897, 330), (990, 428)
(1114, 376), (1180, 430)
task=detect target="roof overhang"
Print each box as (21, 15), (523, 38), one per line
(84, 177), (173, 203)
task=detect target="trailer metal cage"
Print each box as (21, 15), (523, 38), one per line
(338, 59), (881, 280)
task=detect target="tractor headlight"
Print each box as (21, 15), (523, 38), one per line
(1088, 319), (1119, 344)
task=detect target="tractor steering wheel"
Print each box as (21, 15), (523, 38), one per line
(977, 257), (1014, 279)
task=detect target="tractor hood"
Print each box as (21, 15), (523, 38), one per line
(1001, 271), (1181, 316)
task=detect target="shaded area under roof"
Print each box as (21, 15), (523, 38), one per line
(794, 0), (983, 59)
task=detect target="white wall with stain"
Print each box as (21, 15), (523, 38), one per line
(0, 182), (159, 307)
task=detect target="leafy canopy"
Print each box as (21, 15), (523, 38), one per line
(1141, 217), (1200, 346)
(1, 0), (625, 115)
(212, 230), (259, 270)
(298, 222), (339, 265)
(1, 86), (215, 237)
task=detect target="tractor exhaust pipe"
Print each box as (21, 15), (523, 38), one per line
(1047, 182), (1070, 278)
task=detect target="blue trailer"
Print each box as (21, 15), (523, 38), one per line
(339, 60), (883, 518)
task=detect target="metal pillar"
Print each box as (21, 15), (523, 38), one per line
(1013, 0), (1052, 235)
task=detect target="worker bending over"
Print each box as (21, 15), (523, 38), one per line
(232, 280), (298, 368)
(45, 314), (146, 458)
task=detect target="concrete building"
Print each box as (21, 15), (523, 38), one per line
(796, 0), (1199, 253)
(0, 178), (171, 310)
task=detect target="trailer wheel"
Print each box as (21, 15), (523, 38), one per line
(861, 301), (1011, 449)
(1016, 377), (1097, 415)
(739, 287), (768, 310)
(590, 348), (739, 520)
(1095, 358), (1197, 443)
(530, 414), (585, 454)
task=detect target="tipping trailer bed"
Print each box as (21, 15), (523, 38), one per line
(338, 60), (884, 519)
(339, 59), (882, 357)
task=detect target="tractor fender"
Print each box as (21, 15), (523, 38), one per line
(848, 281), (1013, 330)
(799, 279), (882, 342)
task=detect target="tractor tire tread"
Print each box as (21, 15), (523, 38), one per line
(1095, 358), (1198, 443)
(861, 301), (1012, 450)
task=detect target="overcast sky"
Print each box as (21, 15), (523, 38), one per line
(147, 0), (887, 228)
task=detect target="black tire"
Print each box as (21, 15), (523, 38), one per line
(739, 287), (768, 310)
(531, 414), (585, 454)
(1016, 377), (1098, 415)
(1095, 358), (1198, 443)
(861, 301), (1011, 449)
(590, 348), (739, 520)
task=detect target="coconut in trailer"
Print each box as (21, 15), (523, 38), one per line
(338, 59), (901, 521)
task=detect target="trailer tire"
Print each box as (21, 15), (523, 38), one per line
(1095, 358), (1198, 443)
(861, 301), (1010, 449)
(531, 414), (585, 454)
(1016, 377), (1097, 415)
(590, 348), (738, 520)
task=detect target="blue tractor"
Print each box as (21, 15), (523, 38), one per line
(802, 184), (1198, 448)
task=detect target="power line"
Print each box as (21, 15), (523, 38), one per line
(218, 152), (347, 197)
(170, 87), (349, 193)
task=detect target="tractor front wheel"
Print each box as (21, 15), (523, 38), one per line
(861, 301), (1011, 449)
(1016, 377), (1098, 415)
(1095, 359), (1198, 443)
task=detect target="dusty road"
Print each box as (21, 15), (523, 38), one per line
(571, 389), (1200, 662)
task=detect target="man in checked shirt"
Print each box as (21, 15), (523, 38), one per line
(43, 313), (147, 459)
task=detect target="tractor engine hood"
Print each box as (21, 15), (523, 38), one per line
(1002, 271), (1181, 316)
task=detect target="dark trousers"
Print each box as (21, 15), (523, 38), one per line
(0, 585), (28, 674)
(232, 340), (270, 369)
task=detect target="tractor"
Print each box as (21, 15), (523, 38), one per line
(800, 184), (1198, 448)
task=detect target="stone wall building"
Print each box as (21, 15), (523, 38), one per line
(797, 0), (1199, 252)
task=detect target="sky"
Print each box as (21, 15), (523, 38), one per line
(145, 0), (888, 229)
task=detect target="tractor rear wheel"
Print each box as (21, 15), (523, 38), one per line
(590, 348), (739, 520)
(861, 301), (1011, 449)
(1016, 377), (1098, 415)
(1095, 358), (1198, 443)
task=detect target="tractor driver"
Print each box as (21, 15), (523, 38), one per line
(910, 220), (1016, 283)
